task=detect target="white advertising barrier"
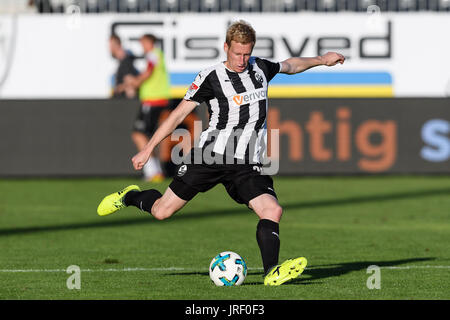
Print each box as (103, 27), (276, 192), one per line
(0, 12), (450, 98)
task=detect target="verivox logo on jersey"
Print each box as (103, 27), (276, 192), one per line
(232, 88), (267, 107)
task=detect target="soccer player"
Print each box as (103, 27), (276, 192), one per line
(98, 20), (345, 286)
(125, 34), (171, 182)
(109, 34), (139, 99)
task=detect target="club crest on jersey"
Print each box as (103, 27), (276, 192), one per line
(177, 164), (187, 177)
(254, 72), (263, 83)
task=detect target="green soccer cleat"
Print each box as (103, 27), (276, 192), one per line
(97, 185), (141, 216)
(263, 257), (308, 286)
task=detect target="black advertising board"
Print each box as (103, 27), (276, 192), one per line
(0, 98), (448, 176)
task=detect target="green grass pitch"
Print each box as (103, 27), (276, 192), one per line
(0, 176), (449, 300)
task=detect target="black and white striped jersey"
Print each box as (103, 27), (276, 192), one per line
(184, 57), (281, 164)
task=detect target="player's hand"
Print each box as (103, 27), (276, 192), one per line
(320, 52), (345, 66)
(124, 75), (139, 88)
(132, 149), (151, 171)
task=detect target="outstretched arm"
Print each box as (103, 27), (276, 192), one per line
(280, 52), (345, 74)
(131, 99), (198, 170)
(124, 68), (153, 88)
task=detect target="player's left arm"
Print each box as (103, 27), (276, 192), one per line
(280, 52), (345, 74)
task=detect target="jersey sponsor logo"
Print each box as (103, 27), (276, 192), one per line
(232, 88), (267, 106)
(233, 95), (243, 105)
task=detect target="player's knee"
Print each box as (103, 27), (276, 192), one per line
(271, 205), (283, 221)
(262, 204), (282, 222)
(151, 204), (173, 221)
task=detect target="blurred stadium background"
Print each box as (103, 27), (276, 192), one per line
(0, 0), (449, 300)
(4, 0), (450, 12)
(0, 0), (449, 176)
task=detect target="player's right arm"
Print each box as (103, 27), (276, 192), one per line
(132, 69), (212, 170)
(131, 99), (197, 170)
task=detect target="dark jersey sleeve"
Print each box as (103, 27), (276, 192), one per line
(255, 58), (281, 82)
(184, 71), (214, 104)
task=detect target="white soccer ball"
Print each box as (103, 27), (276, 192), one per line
(209, 251), (247, 286)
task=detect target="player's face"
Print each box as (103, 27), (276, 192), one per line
(109, 39), (120, 59)
(140, 38), (154, 53)
(224, 41), (254, 73)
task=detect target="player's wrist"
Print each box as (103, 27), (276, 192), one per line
(141, 144), (154, 156)
(317, 55), (325, 66)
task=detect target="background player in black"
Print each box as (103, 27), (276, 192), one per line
(109, 34), (139, 99)
(98, 20), (345, 285)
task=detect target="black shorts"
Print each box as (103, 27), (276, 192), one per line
(169, 161), (278, 206)
(132, 105), (167, 137)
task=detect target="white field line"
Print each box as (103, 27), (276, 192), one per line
(380, 265), (450, 270)
(0, 267), (187, 273)
(0, 265), (449, 273)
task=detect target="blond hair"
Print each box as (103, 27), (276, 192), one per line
(225, 20), (256, 46)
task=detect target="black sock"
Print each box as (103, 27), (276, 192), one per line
(256, 219), (280, 275)
(123, 189), (162, 213)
